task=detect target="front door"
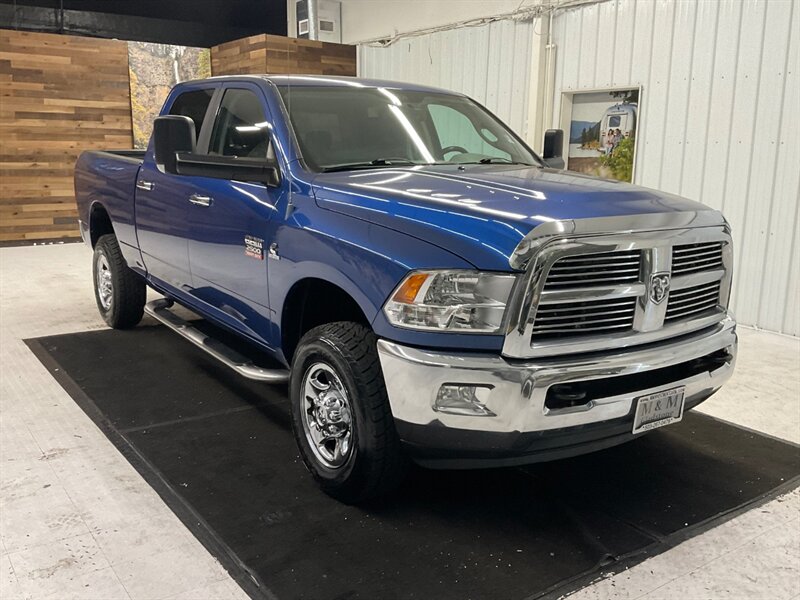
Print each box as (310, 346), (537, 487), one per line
(185, 85), (284, 347)
(136, 86), (217, 292)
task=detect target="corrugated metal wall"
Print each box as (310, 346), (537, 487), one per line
(358, 18), (535, 138)
(357, 0), (798, 336)
(552, 0), (799, 336)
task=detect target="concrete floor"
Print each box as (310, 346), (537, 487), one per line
(1, 243), (798, 600)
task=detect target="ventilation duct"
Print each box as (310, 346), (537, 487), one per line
(296, 0), (341, 43)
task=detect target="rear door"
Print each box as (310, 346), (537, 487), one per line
(185, 83), (284, 347)
(135, 85), (218, 291)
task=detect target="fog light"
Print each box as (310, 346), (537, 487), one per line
(433, 384), (495, 416)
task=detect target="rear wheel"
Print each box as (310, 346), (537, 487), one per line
(92, 234), (146, 329)
(290, 322), (408, 503)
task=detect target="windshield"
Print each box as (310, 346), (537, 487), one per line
(276, 85), (540, 172)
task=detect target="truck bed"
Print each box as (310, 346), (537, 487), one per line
(90, 149), (146, 162)
(74, 149), (145, 254)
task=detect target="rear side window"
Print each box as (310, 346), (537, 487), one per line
(209, 89), (271, 159)
(168, 89), (214, 141)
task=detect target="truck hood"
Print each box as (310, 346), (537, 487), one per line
(311, 164), (717, 271)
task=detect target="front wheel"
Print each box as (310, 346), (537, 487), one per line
(92, 234), (146, 329)
(289, 322), (408, 503)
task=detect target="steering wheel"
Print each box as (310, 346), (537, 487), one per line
(441, 145), (469, 158)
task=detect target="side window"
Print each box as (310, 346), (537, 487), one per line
(428, 104), (511, 161)
(168, 89), (214, 142)
(209, 89), (271, 159)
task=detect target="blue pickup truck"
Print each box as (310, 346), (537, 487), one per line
(74, 75), (737, 502)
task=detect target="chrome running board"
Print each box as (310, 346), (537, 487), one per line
(144, 299), (290, 384)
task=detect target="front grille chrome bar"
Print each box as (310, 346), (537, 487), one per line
(539, 283), (646, 303)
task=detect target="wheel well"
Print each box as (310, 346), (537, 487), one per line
(282, 279), (370, 363)
(89, 204), (114, 247)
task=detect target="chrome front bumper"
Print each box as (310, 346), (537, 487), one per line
(377, 314), (737, 467)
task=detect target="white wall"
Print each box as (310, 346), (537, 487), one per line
(359, 17), (537, 139)
(288, 0), (529, 42)
(355, 0), (799, 336)
(338, 0), (531, 44)
(550, 0), (799, 336)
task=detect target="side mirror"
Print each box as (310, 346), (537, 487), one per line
(542, 129), (565, 169)
(153, 115), (196, 174)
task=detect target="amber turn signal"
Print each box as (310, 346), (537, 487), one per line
(392, 273), (429, 304)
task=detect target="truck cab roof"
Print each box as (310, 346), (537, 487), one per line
(183, 74), (463, 96)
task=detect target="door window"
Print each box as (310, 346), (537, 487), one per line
(168, 89), (214, 141)
(209, 89), (272, 159)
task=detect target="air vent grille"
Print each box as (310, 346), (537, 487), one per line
(531, 297), (637, 339)
(542, 250), (642, 290)
(672, 242), (723, 276)
(665, 281), (721, 323)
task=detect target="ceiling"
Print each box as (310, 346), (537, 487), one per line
(0, 0), (288, 46)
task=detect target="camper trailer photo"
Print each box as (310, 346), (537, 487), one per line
(600, 101), (637, 153)
(567, 88), (640, 181)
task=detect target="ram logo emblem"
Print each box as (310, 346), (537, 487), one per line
(649, 273), (671, 305)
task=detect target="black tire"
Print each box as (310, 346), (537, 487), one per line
(92, 234), (146, 329)
(290, 322), (408, 503)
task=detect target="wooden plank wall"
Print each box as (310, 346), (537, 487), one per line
(0, 30), (352, 244)
(265, 36), (357, 76)
(210, 34), (269, 76)
(211, 34), (356, 77)
(0, 29), (133, 244)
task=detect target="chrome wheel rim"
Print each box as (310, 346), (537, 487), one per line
(95, 253), (113, 311)
(300, 362), (353, 469)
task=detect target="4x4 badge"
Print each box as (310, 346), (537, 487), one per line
(649, 273), (670, 304)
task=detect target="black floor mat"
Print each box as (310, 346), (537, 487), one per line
(27, 325), (800, 600)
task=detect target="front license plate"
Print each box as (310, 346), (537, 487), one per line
(632, 387), (686, 434)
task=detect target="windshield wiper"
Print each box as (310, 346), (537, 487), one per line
(321, 158), (417, 172)
(371, 157), (417, 166)
(321, 158), (537, 172)
(476, 158), (536, 165)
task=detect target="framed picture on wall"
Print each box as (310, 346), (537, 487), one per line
(560, 87), (641, 183)
(128, 42), (211, 149)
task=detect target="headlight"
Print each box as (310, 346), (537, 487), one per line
(383, 270), (518, 333)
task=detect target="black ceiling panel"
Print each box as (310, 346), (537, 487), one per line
(0, 0), (288, 46)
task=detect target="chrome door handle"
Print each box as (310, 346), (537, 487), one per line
(136, 180), (154, 191)
(188, 194), (213, 207)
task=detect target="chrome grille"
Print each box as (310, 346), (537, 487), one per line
(665, 281), (721, 323)
(543, 250), (642, 289)
(502, 214), (733, 359)
(672, 242), (723, 275)
(531, 297), (637, 339)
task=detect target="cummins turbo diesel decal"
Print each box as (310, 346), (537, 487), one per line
(244, 235), (264, 260)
